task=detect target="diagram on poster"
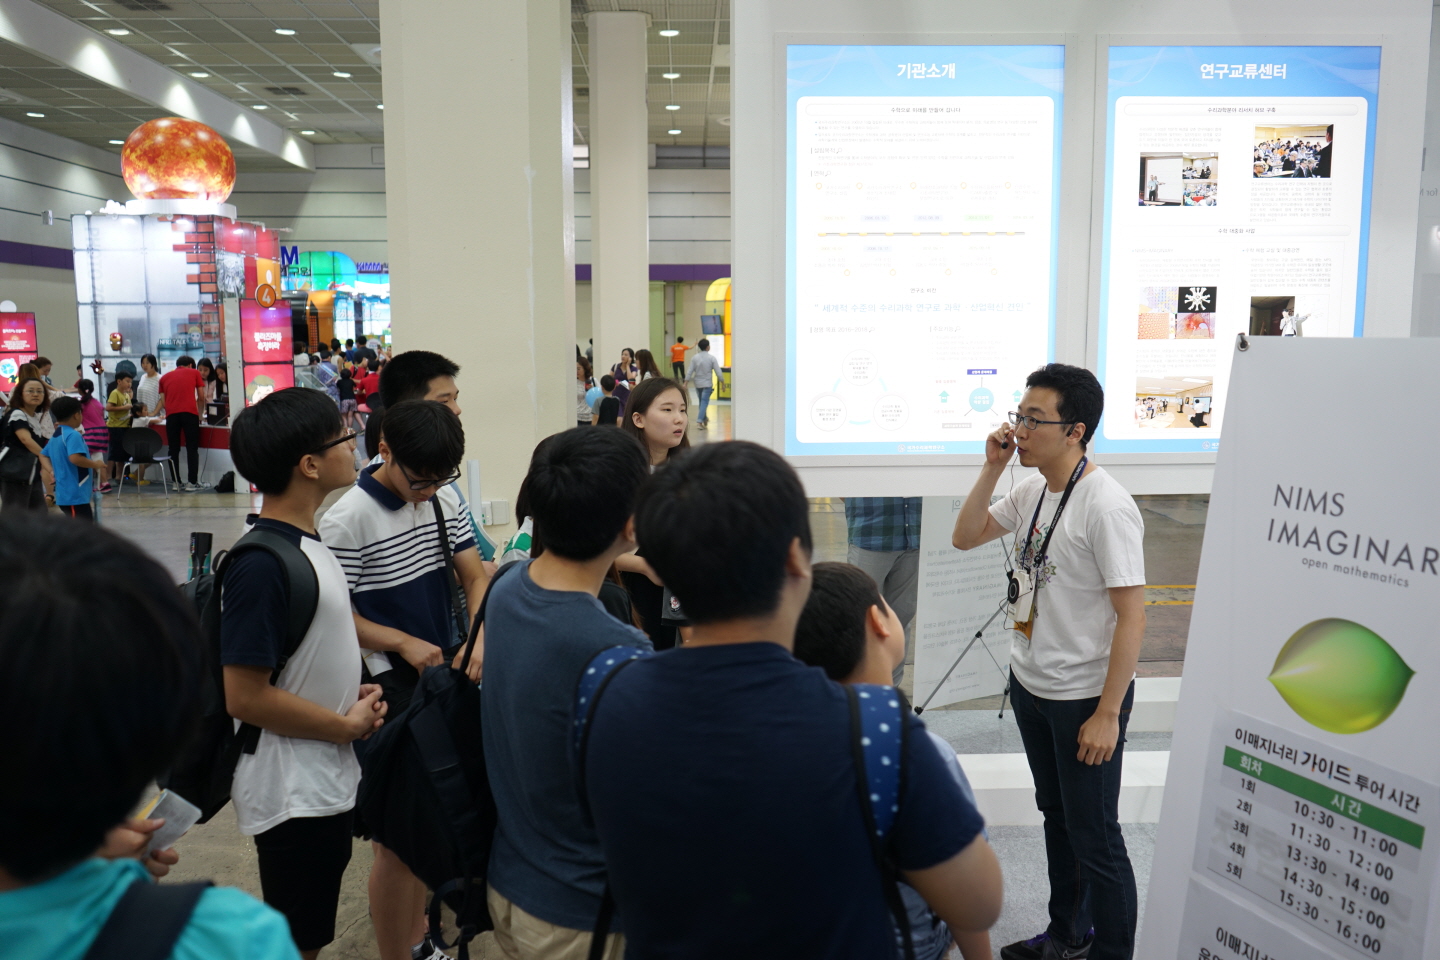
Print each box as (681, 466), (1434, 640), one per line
(1097, 46), (1379, 454)
(785, 45), (1063, 456)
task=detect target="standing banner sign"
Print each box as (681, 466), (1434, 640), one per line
(913, 495), (1013, 709)
(1141, 337), (1440, 959)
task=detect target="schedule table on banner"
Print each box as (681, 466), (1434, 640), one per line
(1195, 711), (1436, 959)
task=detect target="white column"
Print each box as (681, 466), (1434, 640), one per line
(585, 11), (650, 379)
(379, 0), (574, 535)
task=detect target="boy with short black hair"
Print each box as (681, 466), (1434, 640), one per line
(42, 396), (106, 521)
(482, 426), (651, 959)
(105, 371), (133, 483)
(579, 441), (1002, 957)
(590, 374), (621, 427)
(0, 512), (300, 959)
(320, 399), (488, 960)
(224, 388), (387, 960)
(159, 355), (208, 491)
(379, 350), (461, 413)
(794, 562), (991, 960)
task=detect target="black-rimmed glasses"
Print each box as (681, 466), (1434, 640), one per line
(397, 461), (462, 492)
(1008, 411), (1076, 431)
(310, 431), (358, 455)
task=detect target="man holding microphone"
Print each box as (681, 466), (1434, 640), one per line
(951, 364), (1147, 960)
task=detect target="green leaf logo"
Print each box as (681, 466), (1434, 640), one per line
(1268, 619), (1415, 734)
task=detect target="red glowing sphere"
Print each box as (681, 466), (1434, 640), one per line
(121, 118), (236, 202)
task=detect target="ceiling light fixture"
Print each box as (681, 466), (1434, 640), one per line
(274, 28), (295, 35)
(109, 139), (125, 144)
(26, 112), (44, 118)
(189, 71), (209, 78)
(662, 72), (680, 79)
(106, 28), (130, 36)
(300, 129), (316, 135)
(333, 71), (351, 78)
(251, 104), (268, 110)
(668, 129), (682, 135)
(376, 104), (384, 109)
(658, 28), (679, 36)
(664, 104), (680, 110)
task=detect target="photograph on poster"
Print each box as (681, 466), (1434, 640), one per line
(1248, 295), (1310, 336)
(1183, 153), (1218, 179)
(1138, 287), (1217, 339)
(1253, 124), (1333, 178)
(1139, 153), (1184, 205)
(1183, 182), (1217, 206)
(1134, 376), (1214, 429)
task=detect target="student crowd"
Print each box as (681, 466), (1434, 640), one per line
(0, 354), (1145, 960)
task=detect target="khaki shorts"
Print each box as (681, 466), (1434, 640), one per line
(487, 885), (625, 960)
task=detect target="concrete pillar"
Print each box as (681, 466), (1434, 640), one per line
(585, 11), (650, 380)
(379, 0), (574, 535)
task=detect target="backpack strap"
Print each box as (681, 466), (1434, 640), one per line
(571, 644), (650, 960)
(217, 526), (320, 756)
(431, 495), (470, 651)
(847, 684), (916, 960)
(82, 878), (212, 960)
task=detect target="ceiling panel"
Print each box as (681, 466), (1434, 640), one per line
(4, 0), (730, 167)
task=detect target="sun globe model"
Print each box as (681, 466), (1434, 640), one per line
(121, 117), (236, 202)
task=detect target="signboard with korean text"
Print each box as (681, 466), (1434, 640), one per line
(1140, 337), (1440, 959)
(0, 312), (38, 390)
(913, 495), (1012, 708)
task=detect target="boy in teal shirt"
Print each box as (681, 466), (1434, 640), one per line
(41, 396), (107, 521)
(0, 512), (300, 959)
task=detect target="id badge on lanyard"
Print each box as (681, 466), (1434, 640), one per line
(1008, 457), (1086, 639)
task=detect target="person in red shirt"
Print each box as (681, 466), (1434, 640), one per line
(158, 356), (209, 490)
(359, 359), (383, 413)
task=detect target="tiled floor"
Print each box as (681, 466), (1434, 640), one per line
(92, 421), (1204, 959)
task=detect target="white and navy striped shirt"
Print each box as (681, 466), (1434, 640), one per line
(319, 464), (477, 651)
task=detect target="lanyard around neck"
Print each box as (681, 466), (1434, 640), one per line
(1020, 456), (1088, 575)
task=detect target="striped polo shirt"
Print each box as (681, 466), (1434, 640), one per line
(319, 463), (477, 652)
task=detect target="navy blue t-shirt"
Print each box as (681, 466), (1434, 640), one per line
(481, 560), (652, 930)
(219, 519), (310, 668)
(582, 642), (983, 959)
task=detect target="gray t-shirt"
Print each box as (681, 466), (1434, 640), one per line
(482, 560), (652, 929)
(687, 350), (724, 390)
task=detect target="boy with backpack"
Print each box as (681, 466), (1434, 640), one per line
(319, 399), (488, 960)
(575, 441), (1002, 958)
(482, 426), (652, 959)
(222, 388), (387, 960)
(0, 512), (300, 960)
(793, 561), (991, 960)
(41, 396), (107, 520)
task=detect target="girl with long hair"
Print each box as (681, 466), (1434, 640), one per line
(634, 348), (663, 383)
(615, 377), (691, 649)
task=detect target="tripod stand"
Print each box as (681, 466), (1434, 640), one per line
(914, 599), (1014, 717)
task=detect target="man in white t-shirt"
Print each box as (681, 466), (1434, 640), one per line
(952, 364), (1147, 960)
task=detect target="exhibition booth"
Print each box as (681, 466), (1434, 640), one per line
(64, 117), (389, 485)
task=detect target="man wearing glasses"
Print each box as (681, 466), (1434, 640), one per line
(319, 398), (488, 960)
(951, 364), (1147, 960)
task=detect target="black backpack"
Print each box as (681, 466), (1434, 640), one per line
(355, 561), (519, 960)
(81, 879), (212, 960)
(161, 524), (319, 823)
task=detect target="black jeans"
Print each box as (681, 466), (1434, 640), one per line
(672, 361), (686, 379)
(166, 412), (201, 483)
(1010, 671), (1137, 960)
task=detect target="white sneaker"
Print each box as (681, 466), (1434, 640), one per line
(180, 482), (197, 492)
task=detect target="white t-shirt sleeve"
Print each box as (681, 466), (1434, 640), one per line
(317, 504), (362, 592)
(1089, 505), (1147, 588)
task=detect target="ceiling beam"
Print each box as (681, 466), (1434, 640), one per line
(0, 0), (313, 170)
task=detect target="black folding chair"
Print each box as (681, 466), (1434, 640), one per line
(116, 427), (172, 500)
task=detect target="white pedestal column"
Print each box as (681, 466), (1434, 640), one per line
(585, 11), (650, 383)
(379, 0), (574, 536)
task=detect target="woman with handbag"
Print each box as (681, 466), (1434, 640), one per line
(1, 377), (54, 513)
